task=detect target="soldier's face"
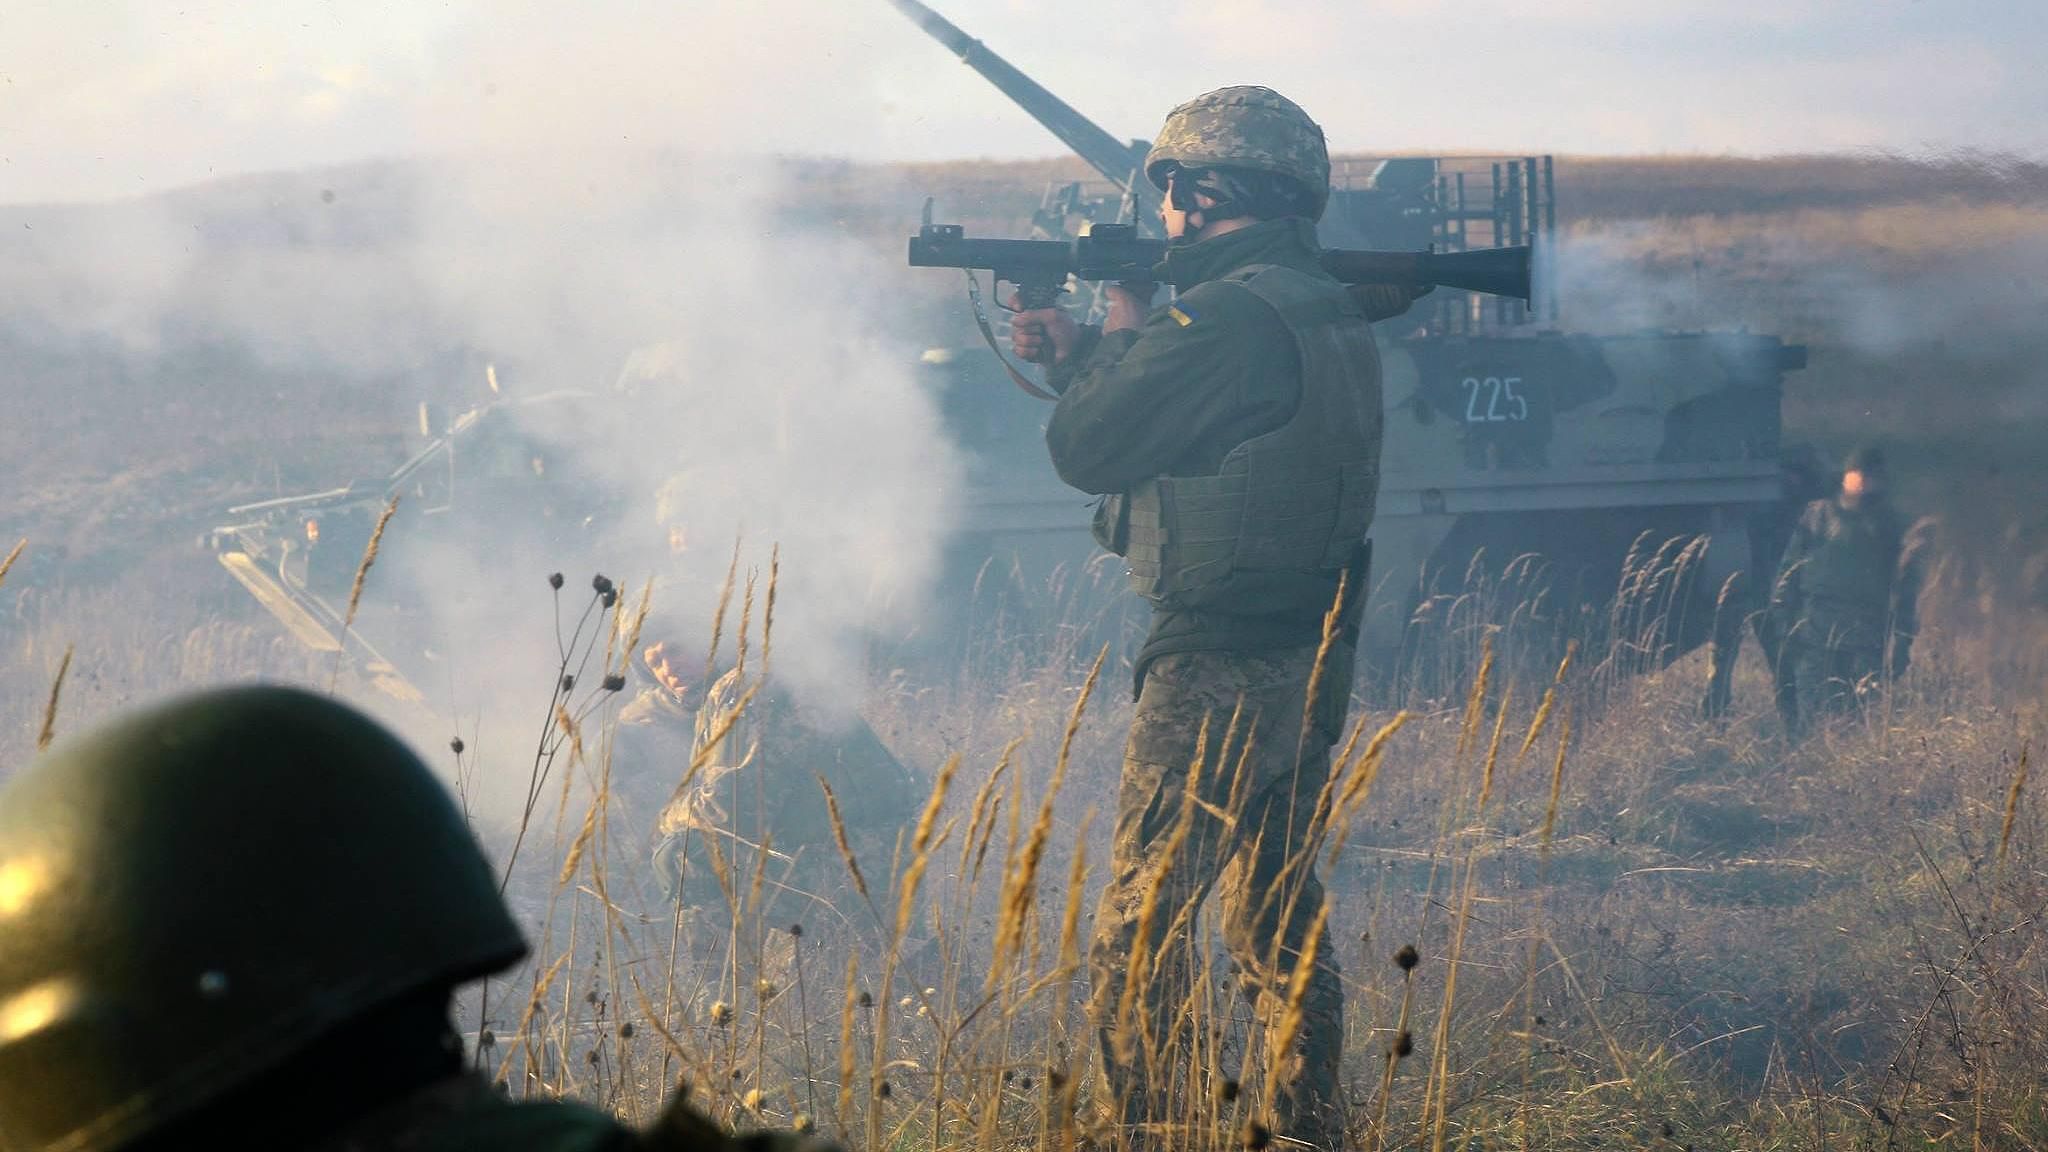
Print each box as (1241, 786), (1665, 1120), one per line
(1840, 469), (1873, 507)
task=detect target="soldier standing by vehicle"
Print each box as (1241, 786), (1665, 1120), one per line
(1767, 445), (1925, 736)
(1011, 87), (1386, 1152)
(0, 685), (833, 1152)
(1701, 443), (1828, 721)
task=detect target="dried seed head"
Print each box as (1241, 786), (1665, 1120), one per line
(618, 1022), (635, 1039)
(586, 1050), (600, 1066)
(1393, 1030), (1414, 1058)
(1242, 1121), (1272, 1150)
(788, 922), (804, 938)
(710, 1001), (733, 1026)
(1217, 1078), (1241, 1104)
(1534, 1014), (1547, 1026)
(794, 1114), (816, 1135)
(1017, 1075), (1034, 1091)
(602, 673), (626, 692)
(592, 573), (615, 596)
(449, 737), (466, 755)
(1002, 1070), (1015, 1084)
(756, 978), (777, 1000)
(548, 572), (565, 590)
(1046, 1067), (1067, 1089)
(561, 674), (576, 693)
(1394, 944), (1420, 971)
(743, 1088), (764, 1112)
(602, 588), (618, 608)
(478, 1028), (497, 1049)
(877, 1080), (894, 1100)
(857, 990), (873, 1009)
(1661, 1122), (1675, 1139)
(584, 989), (597, 1006)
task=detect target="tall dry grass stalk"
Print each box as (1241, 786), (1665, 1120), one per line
(328, 495), (398, 691)
(343, 496), (399, 634)
(1996, 741), (2029, 874)
(35, 644), (72, 752)
(705, 537), (741, 687)
(0, 538), (23, 590)
(992, 646), (1103, 988)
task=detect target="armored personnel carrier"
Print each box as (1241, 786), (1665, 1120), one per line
(886, 0), (1809, 692)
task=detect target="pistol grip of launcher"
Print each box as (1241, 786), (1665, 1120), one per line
(1011, 280), (1064, 310)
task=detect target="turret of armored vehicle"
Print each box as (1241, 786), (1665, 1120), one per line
(885, 0), (1809, 694)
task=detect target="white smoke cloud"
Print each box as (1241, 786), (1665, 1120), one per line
(0, 3), (975, 823)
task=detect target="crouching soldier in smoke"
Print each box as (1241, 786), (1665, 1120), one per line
(1011, 87), (1390, 1152)
(1765, 445), (1929, 737)
(618, 625), (921, 913)
(0, 685), (838, 1152)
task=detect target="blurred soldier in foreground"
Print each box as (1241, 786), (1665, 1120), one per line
(1767, 446), (1926, 736)
(0, 685), (833, 1152)
(1012, 86), (1387, 1151)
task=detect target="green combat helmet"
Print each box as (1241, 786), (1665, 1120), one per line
(0, 686), (527, 1152)
(1143, 85), (1333, 219)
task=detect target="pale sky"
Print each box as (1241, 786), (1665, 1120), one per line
(3, 0), (2045, 205)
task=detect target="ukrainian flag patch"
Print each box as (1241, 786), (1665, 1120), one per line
(1167, 304), (1196, 327)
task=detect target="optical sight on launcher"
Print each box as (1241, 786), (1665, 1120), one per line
(908, 221), (1533, 309)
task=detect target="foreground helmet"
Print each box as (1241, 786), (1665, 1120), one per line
(0, 686), (527, 1152)
(1144, 85), (1332, 219)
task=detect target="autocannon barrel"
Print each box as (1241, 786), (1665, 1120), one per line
(881, 0), (1163, 230)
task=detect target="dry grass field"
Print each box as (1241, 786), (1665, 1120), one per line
(4, 151), (2048, 1146)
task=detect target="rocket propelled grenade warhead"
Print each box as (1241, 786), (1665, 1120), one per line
(908, 221), (1533, 309)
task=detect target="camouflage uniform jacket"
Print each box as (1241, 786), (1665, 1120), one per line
(1044, 217), (1371, 694)
(1770, 495), (1921, 655)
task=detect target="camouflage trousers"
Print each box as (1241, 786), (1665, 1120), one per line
(1087, 646), (1346, 1152)
(1785, 637), (1884, 738)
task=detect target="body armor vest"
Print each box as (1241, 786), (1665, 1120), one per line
(1096, 263), (1383, 614)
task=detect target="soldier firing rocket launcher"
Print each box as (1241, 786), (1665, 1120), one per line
(907, 219), (1533, 310)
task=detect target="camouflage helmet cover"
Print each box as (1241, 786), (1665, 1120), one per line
(1144, 86), (1332, 219)
(0, 686), (528, 1152)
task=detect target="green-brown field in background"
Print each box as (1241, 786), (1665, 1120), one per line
(3, 151), (2048, 1146)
